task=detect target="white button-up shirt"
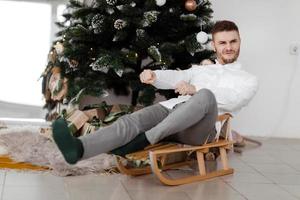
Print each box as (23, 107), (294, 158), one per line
(152, 61), (258, 116)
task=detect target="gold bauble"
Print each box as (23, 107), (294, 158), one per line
(185, 0), (197, 11)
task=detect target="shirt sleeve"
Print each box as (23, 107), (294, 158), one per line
(209, 75), (259, 113)
(152, 69), (193, 89)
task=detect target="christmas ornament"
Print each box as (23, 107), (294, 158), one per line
(143, 11), (160, 27)
(196, 31), (209, 44)
(54, 42), (64, 55)
(106, 0), (117, 6)
(156, 0), (166, 6)
(91, 14), (105, 34)
(114, 19), (127, 30)
(185, 0), (197, 11)
(48, 67), (68, 101)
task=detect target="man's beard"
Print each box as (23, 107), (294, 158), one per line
(218, 49), (240, 64)
(222, 57), (237, 64)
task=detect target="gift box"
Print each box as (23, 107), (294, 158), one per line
(79, 123), (97, 136)
(66, 110), (89, 136)
(83, 108), (106, 121)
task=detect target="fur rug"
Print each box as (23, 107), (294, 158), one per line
(0, 126), (116, 176)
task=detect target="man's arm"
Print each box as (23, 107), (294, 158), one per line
(210, 75), (258, 113)
(139, 69), (193, 90)
(174, 81), (197, 96)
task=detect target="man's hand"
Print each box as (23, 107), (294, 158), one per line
(175, 81), (197, 96)
(140, 69), (156, 84)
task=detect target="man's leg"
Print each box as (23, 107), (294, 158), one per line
(167, 107), (217, 145)
(110, 132), (150, 157)
(52, 104), (169, 164)
(145, 89), (218, 145)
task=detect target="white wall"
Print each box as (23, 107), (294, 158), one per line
(210, 0), (300, 138)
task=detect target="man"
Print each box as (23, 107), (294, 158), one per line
(52, 20), (258, 164)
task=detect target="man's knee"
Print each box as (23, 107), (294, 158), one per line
(193, 89), (216, 102)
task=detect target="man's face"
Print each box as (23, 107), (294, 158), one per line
(211, 30), (241, 65)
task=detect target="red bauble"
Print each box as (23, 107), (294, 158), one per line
(185, 0), (197, 11)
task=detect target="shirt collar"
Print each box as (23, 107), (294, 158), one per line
(215, 59), (242, 69)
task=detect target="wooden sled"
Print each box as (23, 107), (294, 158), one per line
(116, 113), (234, 186)
(0, 155), (49, 171)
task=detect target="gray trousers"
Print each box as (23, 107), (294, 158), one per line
(80, 89), (218, 159)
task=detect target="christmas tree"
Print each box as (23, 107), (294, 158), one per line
(42, 0), (215, 115)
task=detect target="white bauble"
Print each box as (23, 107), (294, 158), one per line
(156, 0), (166, 6)
(196, 31), (209, 44)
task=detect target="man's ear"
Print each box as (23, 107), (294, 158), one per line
(211, 41), (216, 52)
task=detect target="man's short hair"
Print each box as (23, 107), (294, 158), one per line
(211, 20), (239, 36)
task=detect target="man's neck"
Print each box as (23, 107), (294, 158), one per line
(215, 59), (237, 65)
(215, 59), (224, 65)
